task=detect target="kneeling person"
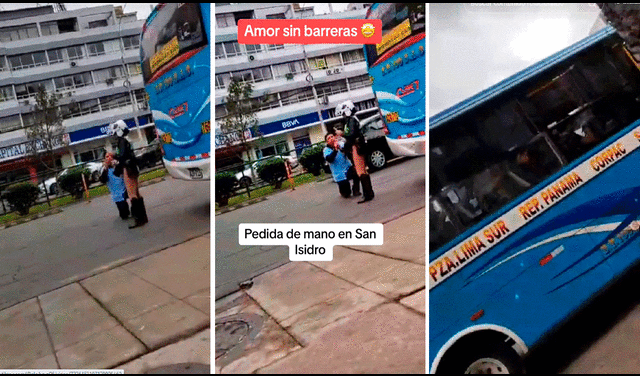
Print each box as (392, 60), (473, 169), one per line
(100, 152), (130, 219)
(324, 133), (359, 198)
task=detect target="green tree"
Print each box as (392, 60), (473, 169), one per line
(24, 86), (68, 205)
(219, 78), (261, 197)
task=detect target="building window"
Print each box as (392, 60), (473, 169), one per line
(62, 98), (101, 119)
(257, 93), (280, 111)
(8, 52), (47, 70)
(47, 48), (65, 64)
(0, 86), (15, 102)
(0, 57), (5, 71)
(134, 89), (148, 110)
(231, 70), (253, 84)
(309, 56), (327, 70)
(100, 93), (132, 111)
(94, 66), (125, 83)
(280, 87), (314, 106)
(348, 74), (372, 90)
(54, 72), (93, 91)
(266, 44), (285, 51)
(267, 13), (286, 19)
(122, 35), (140, 50)
(343, 49), (365, 65)
(273, 60), (307, 77)
(74, 147), (103, 163)
(316, 79), (348, 98)
(128, 63), (142, 76)
(251, 66), (273, 83)
(88, 20), (108, 29)
(215, 104), (227, 119)
(0, 114), (22, 133)
(67, 45), (84, 61)
(325, 53), (342, 68)
(245, 44), (263, 54)
(56, 18), (78, 34)
(87, 42), (106, 57)
(223, 41), (242, 57)
(0, 24), (38, 42)
(215, 43), (225, 59)
(40, 21), (59, 36)
(216, 13), (235, 28)
(215, 73), (231, 90)
(15, 81), (51, 100)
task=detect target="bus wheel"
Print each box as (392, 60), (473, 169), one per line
(439, 342), (523, 374)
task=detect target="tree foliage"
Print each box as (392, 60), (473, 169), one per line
(24, 87), (68, 172)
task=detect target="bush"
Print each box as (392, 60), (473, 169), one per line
(3, 182), (40, 216)
(299, 145), (326, 176)
(215, 171), (237, 206)
(256, 157), (287, 188)
(58, 167), (90, 199)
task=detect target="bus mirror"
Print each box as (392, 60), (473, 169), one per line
(432, 199), (443, 212)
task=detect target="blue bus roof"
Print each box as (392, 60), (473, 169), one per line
(429, 26), (618, 129)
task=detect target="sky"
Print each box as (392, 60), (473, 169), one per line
(430, 3), (605, 117)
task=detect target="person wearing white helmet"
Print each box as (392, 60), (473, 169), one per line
(336, 100), (374, 203)
(108, 120), (148, 228)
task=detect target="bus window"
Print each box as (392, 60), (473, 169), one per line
(141, 3), (207, 84)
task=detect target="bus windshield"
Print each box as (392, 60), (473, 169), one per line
(364, 3), (425, 67)
(141, 3), (207, 84)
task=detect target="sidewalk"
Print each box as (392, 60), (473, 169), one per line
(0, 233), (211, 373)
(215, 208), (426, 374)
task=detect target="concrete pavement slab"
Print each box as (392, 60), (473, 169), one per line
(244, 261), (355, 322)
(0, 298), (54, 369)
(280, 287), (387, 346)
(123, 299), (209, 350)
(80, 268), (176, 321)
(360, 262), (425, 299)
(257, 303), (425, 374)
(17, 354), (58, 369)
(39, 283), (121, 351)
(123, 235), (209, 299)
(55, 324), (145, 370)
(184, 287), (210, 316)
(311, 247), (424, 299)
(354, 207), (425, 262)
(119, 329), (210, 374)
(215, 291), (301, 374)
(399, 289), (425, 314)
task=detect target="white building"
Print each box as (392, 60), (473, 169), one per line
(214, 3), (378, 169)
(0, 5), (154, 184)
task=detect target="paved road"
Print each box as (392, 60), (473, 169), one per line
(0, 176), (210, 311)
(215, 156), (426, 299)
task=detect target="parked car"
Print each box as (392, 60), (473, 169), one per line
(135, 139), (163, 169)
(40, 162), (103, 196)
(234, 155), (298, 188)
(336, 115), (395, 171)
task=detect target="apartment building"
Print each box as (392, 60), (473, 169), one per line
(214, 3), (378, 168)
(0, 5), (153, 184)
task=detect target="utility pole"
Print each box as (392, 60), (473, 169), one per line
(290, 4), (328, 134)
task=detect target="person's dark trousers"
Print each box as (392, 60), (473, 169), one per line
(115, 200), (130, 219)
(129, 197), (149, 228)
(347, 167), (361, 196)
(358, 174), (375, 204)
(337, 180), (352, 198)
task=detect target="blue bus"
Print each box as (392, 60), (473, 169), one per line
(430, 26), (640, 373)
(364, 3), (425, 157)
(140, 3), (211, 180)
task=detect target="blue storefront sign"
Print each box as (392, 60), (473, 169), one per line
(68, 117), (151, 144)
(254, 112), (321, 138)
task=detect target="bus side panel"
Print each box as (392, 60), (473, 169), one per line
(369, 36), (425, 141)
(430, 141), (640, 366)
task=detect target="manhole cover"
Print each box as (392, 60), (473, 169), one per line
(215, 313), (263, 368)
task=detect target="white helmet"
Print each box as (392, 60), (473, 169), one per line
(108, 120), (129, 137)
(335, 100), (356, 118)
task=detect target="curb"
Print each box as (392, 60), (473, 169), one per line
(0, 176), (167, 231)
(215, 174), (333, 216)
(215, 196), (268, 216)
(0, 207), (64, 230)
